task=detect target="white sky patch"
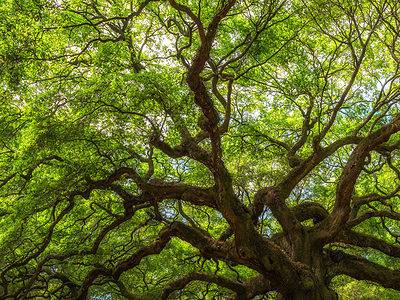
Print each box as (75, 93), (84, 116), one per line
(12, 94), (27, 110)
(49, 0), (62, 8)
(65, 45), (82, 54)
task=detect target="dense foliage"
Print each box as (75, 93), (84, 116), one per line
(1, 0), (400, 299)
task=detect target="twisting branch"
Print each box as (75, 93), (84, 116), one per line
(161, 272), (246, 299)
(326, 249), (400, 290)
(336, 230), (400, 258)
(316, 115), (400, 241)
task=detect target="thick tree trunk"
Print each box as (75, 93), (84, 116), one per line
(278, 286), (337, 300)
(271, 233), (338, 300)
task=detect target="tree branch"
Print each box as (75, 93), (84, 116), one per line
(326, 249), (400, 291)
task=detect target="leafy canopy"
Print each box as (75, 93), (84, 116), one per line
(1, 0), (400, 299)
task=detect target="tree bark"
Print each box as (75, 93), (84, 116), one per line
(278, 286), (337, 300)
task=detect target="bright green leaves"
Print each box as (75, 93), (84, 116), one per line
(2, 0), (400, 298)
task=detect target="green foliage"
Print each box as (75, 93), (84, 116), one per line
(1, 0), (400, 299)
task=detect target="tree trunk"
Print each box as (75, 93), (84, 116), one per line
(278, 286), (338, 300)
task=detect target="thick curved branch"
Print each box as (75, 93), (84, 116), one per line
(111, 179), (217, 208)
(336, 230), (400, 258)
(347, 210), (400, 228)
(253, 136), (363, 235)
(75, 221), (247, 299)
(161, 272), (246, 300)
(326, 249), (400, 291)
(316, 116), (400, 241)
(253, 187), (299, 234)
(150, 133), (212, 167)
(279, 135), (363, 199)
(350, 188), (400, 218)
(76, 224), (176, 299)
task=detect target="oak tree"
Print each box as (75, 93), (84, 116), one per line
(1, 0), (400, 299)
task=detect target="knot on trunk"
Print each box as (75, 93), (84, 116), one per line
(291, 202), (329, 224)
(252, 187), (278, 222)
